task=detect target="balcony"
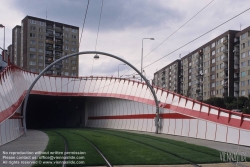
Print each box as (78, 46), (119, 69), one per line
(224, 66), (228, 70)
(55, 33), (63, 39)
(223, 49), (228, 53)
(234, 68), (239, 73)
(223, 39), (228, 44)
(223, 92), (228, 97)
(196, 88), (200, 93)
(46, 33), (54, 37)
(224, 75), (228, 80)
(55, 46), (63, 51)
(46, 25), (54, 30)
(55, 55), (62, 59)
(55, 27), (62, 32)
(45, 39), (54, 44)
(46, 71), (53, 75)
(234, 59), (239, 65)
(223, 57), (228, 62)
(223, 84), (228, 88)
(234, 87), (239, 92)
(199, 50), (203, 55)
(55, 40), (63, 45)
(46, 45), (53, 50)
(234, 75), (239, 81)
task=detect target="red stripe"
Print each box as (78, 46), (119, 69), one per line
(89, 113), (194, 120)
(9, 113), (23, 119)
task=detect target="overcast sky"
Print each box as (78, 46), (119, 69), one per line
(0, 0), (250, 81)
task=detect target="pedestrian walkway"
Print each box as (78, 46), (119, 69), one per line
(120, 129), (250, 158)
(0, 130), (48, 167)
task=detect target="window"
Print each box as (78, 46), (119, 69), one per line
(241, 90), (245, 96)
(220, 63), (224, 69)
(30, 26), (36, 31)
(71, 47), (76, 52)
(65, 46), (69, 50)
(241, 81), (245, 87)
(30, 33), (36, 38)
(39, 22), (44, 26)
(39, 35), (43, 39)
(241, 62), (246, 68)
(211, 67), (215, 71)
(72, 35), (77, 39)
(211, 83), (215, 87)
(64, 27), (69, 31)
(30, 40), (36, 45)
(248, 40), (250, 47)
(39, 62), (43, 67)
(71, 60), (76, 64)
(212, 51), (215, 56)
(30, 68), (36, 72)
(248, 80), (250, 85)
(64, 33), (68, 38)
(217, 48), (220, 53)
(39, 49), (43, 53)
(38, 55), (43, 59)
(211, 42), (215, 48)
(72, 41), (76, 45)
(241, 33), (247, 40)
(64, 72), (69, 76)
(30, 20), (36, 24)
(39, 28), (43, 32)
(29, 61), (36, 65)
(249, 50), (250, 56)
(65, 59), (69, 63)
(211, 58), (215, 63)
(220, 55), (224, 60)
(65, 40), (69, 44)
(72, 29), (77, 33)
(30, 47), (36, 52)
(241, 43), (245, 49)
(242, 71), (246, 77)
(211, 75), (215, 79)
(30, 54), (36, 59)
(38, 41), (43, 46)
(241, 52), (246, 58)
(220, 46), (224, 52)
(71, 72), (77, 76)
(72, 66), (76, 70)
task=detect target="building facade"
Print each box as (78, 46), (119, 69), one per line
(153, 28), (250, 100)
(12, 25), (21, 66)
(153, 60), (181, 93)
(235, 27), (250, 97)
(16, 16), (79, 76)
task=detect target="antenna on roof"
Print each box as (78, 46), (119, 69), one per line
(46, 5), (48, 20)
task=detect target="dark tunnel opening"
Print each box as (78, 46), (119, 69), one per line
(26, 95), (87, 129)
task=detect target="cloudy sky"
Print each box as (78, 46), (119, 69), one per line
(0, 0), (250, 81)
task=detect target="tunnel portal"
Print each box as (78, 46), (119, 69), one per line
(26, 95), (86, 129)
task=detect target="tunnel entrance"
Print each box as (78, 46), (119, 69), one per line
(26, 95), (86, 129)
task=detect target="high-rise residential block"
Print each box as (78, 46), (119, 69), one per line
(153, 29), (246, 100)
(12, 25), (21, 66)
(16, 16), (79, 76)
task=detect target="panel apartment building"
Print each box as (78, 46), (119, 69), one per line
(153, 27), (250, 100)
(13, 16), (79, 76)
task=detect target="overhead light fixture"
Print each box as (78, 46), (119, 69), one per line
(94, 54), (99, 59)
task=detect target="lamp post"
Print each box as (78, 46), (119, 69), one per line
(141, 38), (154, 82)
(0, 24), (5, 60)
(118, 64), (126, 77)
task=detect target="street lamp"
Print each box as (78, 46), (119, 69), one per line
(118, 64), (126, 77)
(141, 38), (154, 82)
(0, 24), (5, 60)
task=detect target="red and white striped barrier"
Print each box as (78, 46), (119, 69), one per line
(0, 65), (249, 146)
